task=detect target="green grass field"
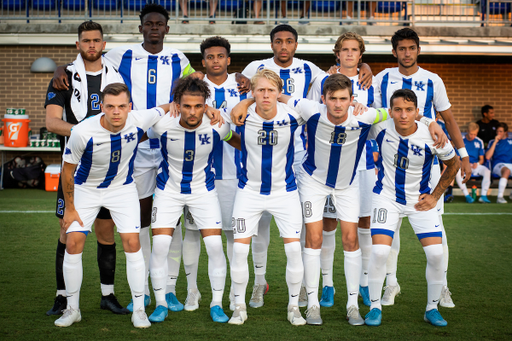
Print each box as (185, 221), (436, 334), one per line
(1, 189), (511, 340)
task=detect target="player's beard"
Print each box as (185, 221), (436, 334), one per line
(80, 49), (102, 63)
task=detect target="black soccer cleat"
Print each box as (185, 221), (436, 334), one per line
(46, 295), (67, 316)
(100, 293), (130, 315)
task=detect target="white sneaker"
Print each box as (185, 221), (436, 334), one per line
(439, 286), (455, 308)
(54, 308), (81, 327)
(497, 197), (508, 204)
(346, 305), (365, 326)
(249, 283), (266, 308)
(131, 307), (151, 328)
(287, 305), (306, 326)
(381, 283), (401, 306)
(305, 305), (322, 325)
(184, 288), (201, 311)
(229, 289), (235, 311)
(228, 304), (248, 325)
(298, 285), (308, 307)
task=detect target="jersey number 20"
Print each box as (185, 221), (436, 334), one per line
(258, 129), (278, 145)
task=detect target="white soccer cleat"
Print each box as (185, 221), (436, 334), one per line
(54, 308), (81, 327)
(381, 283), (401, 306)
(131, 307), (151, 328)
(249, 283), (267, 308)
(497, 197), (508, 204)
(228, 304), (248, 325)
(287, 305), (306, 326)
(439, 286), (455, 308)
(184, 288), (201, 311)
(305, 305), (323, 325)
(346, 305), (365, 326)
(298, 285), (308, 307)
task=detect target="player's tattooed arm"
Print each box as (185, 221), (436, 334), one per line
(414, 155), (460, 211)
(61, 162), (84, 229)
(231, 98), (255, 126)
(235, 73), (251, 94)
(52, 65), (70, 91)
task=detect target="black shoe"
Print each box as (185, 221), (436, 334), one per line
(100, 294), (130, 315)
(46, 295), (67, 316)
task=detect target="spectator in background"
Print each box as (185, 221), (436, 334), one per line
(485, 123), (512, 203)
(477, 105), (500, 147)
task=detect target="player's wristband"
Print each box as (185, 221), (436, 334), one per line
(457, 147), (469, 159)
(419, 116), (433, 127)
(223, 130), (233, 142)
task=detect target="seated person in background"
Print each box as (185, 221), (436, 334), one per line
(477, 105), (500, 147)
(485, 123), (512, 204)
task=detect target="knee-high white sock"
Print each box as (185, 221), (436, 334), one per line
(285, 242), (304, 307)
(423, 244), (444, 311)
(439, 218), (449, 287)
(167, 223), (182, 294)
(358, 228), (371, 287)
(303, 248), (321, 309)
(150, 235), (172, 307)
(224, 230), (234, 265)
(498, 178), (507, 198)
(344, 249), (362, 309)
(252, 212), (271, 286)
(139, 226), (151, 296)
(183, 229), (201, 291)
(203, 235), (227, 307)
(231, 242), (250, 305)
(368, 244), (391, 311)
(63, 251), (82, 310)
(455, 170), (469, 196)
(481, 168), (491, 195)
(386, 226), (400, 286)
(320, 229), (336, 287)
(126, 248), (146, 312)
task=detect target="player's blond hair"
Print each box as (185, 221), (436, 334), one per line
(333, 32), (365, 64)
(250, 69), (283, 93)
(468, 122), (479, 132)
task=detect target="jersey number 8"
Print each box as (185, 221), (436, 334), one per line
(111, 150), (121, 163)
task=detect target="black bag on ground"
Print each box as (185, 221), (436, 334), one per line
(1, 156), (46, 189)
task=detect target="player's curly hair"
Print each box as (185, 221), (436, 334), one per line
(391, 28), (420, 51)
(322, 74), (353, 98)
(270, 24), (298, 42)
(101, 83), (131, 102)
(139, 3), (169, 25)
(200, 36), (231, 58)
(172, 77), (211, 104)
(78, 21), (103, 39)
(250, 69), (283, 93)
(332, 32), (365, 65)
(390, 89), (418, 109)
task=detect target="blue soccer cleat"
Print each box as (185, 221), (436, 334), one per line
(127, 295), (151, 312)
(365, 308), (382, 326)
(210, 305), (229, 323)
(166, 292), (184, 312)
(359, 286), (370, 307)
(424, 308), (447, 327)
(478, 195), (491, 203)
(465, 195), (474, 203)
(319, 286), (335, 307)
(148, 305), (168, 323)
(444, 194), (454, 203)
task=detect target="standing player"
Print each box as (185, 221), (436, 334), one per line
(485, 123), (512, 203)
(54, 83), (170, 328)
(365, 89), (459, 327)
(45, 21), (127, 316)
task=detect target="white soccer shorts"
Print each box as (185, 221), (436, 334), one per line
(323, 196), (337, 219)
(492, 163), (512, 177)
(133, 142), (162, 200)
(359, 168), (377, 218)
(471, 164), (491, 177)
(431, 163), (444, 215)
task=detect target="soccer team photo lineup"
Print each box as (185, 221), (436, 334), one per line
(2, 2), (511, 334)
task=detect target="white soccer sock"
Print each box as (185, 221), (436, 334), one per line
(224, 230), (234, 265)
(358, 228), (371, 287)
(439, 218), (449, 287)
(386, 227), (400, 286)
(63, 251), (82, 310)
(320, 229), (336, 287)
(498, 178), (507, 198)
(423, 244), (444, 311)
(167, 223), (182, 293)
(481, 168), (491, 195)
(231, 242), (250, 305)
(150, 235), (172, 307)
(344, 249), (362, 309)
(252, 212), (271, 286)
(284, 242), (304, 307)
(368, 244), (391, 311)
(183, 229), (201, 291)
(303, 248), (321, 309)
(203, 235), (227, 307)
(455, 170), (469, 196)
(126, 248), (146, 312)
(139, 226), (151, 296)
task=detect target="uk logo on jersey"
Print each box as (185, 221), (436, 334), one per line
(474, 142), (479, 148)
(227, 89), (238, 97)
(415, 81), (425, 91)
(276, 119), (288, 126)
(411, 144), (423, 156)
(160, 56), (170, 65)
(198, 134), (211, 145)
(124, 132), (136, 143)
(292, 67), (303, 74)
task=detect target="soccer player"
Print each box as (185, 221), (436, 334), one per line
(45, 21), (127, 316)
(477, 105), (500, 147)
(454, 122), (491, 203)
(365, 89), (460, 327)
(54, 83), (171, 328)
(485, 123), (512, 203)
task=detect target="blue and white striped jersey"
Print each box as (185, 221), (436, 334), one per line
(148, 115), (230, 194)
(374, 67), (451, 119)
(287, 98), (389, 189)
(204, 73), (246, 180)
(308, 73), (376, 108)
(370, 120), (456, 206)
(486, 138), (512, 167)
(357, 140), (379, 171)
(463, 136), (485, 164)
(63, 108), (165, 189)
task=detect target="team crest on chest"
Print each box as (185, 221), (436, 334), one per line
(411, 144), (423, 156)
(160, 56), (170, 65)
(276, 119), (288, 126)
(227, 89), (238, 97)
(124, 132), (136, 143)
(198, 134), (211, 145)
(292, 67), (303, 74)
(415, 81), (425, 91)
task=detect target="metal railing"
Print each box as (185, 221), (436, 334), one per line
(1, 1), (511, 26)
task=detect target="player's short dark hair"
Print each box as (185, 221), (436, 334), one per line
(498, 122), (508, 132)
(78, 21), (103, 39)
(139, 3), (169, 25)
(172, 77), (211, 104)
(391, 28), (420, 51)
(101, 83), (131, 102)
(322, 74), (353, 98)
(270, 24), (298, 42)
(200, 36), (231, 58)
(390, 89), (418, 109)
(481, 104), (494, 117)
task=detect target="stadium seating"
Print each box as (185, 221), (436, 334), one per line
(2, 0), (26, 10)
(31, 0), (57, 10)
(375, 1), (407, 21)
(92, 0), (120, 11)
(62, 0), (86, 10)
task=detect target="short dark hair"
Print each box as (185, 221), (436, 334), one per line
(200, 36), (231, 58)
(481, 104), (494, 117)
(78, 21), (103, 39)
(390, 89), (418, 109)
(391, 28), (420, 51)
(498, 122), (508, 132)
(101, 83), (131, 102)
(139, 3), (169, 25)
(172, 77), (211, 104)
(270, 24), (298, 42)
(322, 74), (353, 98)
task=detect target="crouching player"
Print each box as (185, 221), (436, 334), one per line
(365, 89), (460, 327)
(55, 83), (170, 328)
